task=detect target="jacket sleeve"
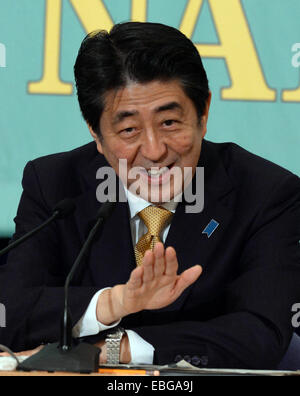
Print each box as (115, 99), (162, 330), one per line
(0, 161), (99, 351)
(128, 174), (300, 369)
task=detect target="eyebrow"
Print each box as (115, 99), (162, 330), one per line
(112, 110), (138, 125)
(154, 101), (183, 114)
(112, 101), (183, 125)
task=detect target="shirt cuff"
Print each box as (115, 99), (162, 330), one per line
(72, 288), (121, 338)
(126, 330), (155, 365)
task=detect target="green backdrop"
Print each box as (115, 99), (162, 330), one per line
(0, 0), (299, 236)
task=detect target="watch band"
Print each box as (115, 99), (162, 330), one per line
(105, 327), (125, 365)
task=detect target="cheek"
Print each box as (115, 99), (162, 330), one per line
(167, 131), (199, 154)
(104, 139), (138, 163)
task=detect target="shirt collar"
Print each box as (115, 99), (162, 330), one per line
(123, 186), (180, 220)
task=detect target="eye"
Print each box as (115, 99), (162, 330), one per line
(162, 119), (179, 128)
(120, 127), (135, 134)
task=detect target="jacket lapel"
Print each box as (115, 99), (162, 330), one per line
(88, 199), (137, 288)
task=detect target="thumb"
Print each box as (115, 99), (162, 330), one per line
(175, 265), (202, 293)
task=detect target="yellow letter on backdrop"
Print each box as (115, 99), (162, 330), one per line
(28, 0), (114, 95)
(131, 0), (147, 22)
(181, 0), (276, 101)
(282, 85), (300, 102)
(29, 0), (277, 101)
(28, 0), (149, 95)
(28, 0), (72, 95)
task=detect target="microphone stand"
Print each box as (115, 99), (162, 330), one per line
(0, 212), (59, 258)
(0, 199), (76, 258)
(60, 215), (107, 351)
(17, 202), (116, 374)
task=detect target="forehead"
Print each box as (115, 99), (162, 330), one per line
(102, 80), (192, 117)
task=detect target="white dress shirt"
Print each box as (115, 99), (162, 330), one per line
(72, 187), (179, 364)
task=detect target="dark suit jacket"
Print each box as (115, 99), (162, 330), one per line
(0, 139), (300, 369)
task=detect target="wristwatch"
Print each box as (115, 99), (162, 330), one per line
(105, 327), (125, 365)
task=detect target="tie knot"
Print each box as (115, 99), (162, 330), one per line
(138, 206), (173, 236)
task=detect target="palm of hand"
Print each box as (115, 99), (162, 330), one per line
(118, 243), (202, 315)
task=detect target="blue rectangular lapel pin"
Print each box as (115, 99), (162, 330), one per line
(202, 219), (219, 238)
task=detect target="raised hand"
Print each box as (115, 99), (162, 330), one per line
(97, 243), (202, 324)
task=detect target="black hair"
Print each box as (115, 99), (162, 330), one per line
(74, 22), (209, 137)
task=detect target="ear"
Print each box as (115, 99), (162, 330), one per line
(87, 124), (104, 154)
(200, 91), (212, 139)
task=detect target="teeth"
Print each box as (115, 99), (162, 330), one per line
(147, 167), (169, 176)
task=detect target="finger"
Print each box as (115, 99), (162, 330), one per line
(164, 246), (178, 276)
(174, 265), (202, 294)
(21, 346), (44, 357)
(0, 346), (44, 358)
(127, 266), (143, 290)
(142, 250), (154, 283)
(153, 242), (165, 277)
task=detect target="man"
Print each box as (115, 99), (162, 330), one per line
(0, 22), (300, 369)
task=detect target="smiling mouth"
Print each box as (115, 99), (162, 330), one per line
(144, 163), (175, 176)
(135, 163), (177, 186)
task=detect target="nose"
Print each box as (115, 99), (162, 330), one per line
(140, 128), (167, 162)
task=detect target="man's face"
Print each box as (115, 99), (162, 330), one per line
(90, 80), (211, 203)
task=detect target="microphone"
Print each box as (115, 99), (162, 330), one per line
(0, 199), (76, 258)
(18, 200), (117, 374)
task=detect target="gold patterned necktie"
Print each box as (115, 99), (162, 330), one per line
(134, 205), (173, 266)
